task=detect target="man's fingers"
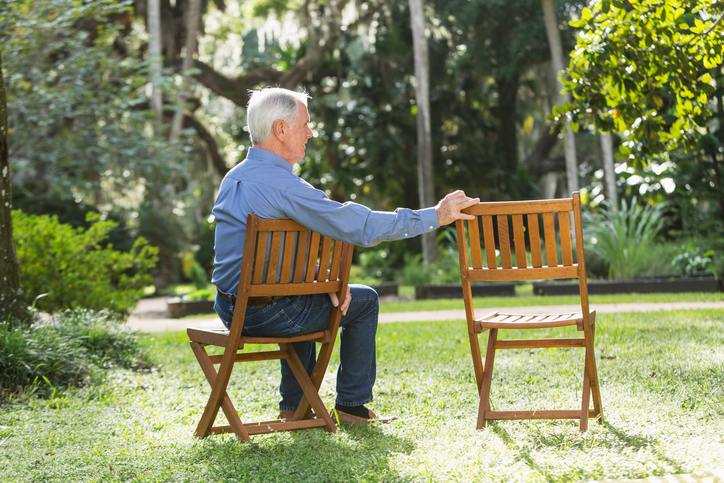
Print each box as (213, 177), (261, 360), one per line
(339, 286), (352, 316)
(328, 292), (339, 307)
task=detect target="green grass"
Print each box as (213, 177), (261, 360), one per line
(2, 305), (724, 482)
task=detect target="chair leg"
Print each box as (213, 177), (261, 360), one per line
(190, 342), (250, 442)
(580, 352), (591, 432)
(587, 322), (604, 423)
(468, 330), (485, 394)
(280, 343), (337, 433)
(477, 329), (498, 429)
(294, 311), (342, 420)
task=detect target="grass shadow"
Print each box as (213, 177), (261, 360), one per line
(190, 422), (416, 482)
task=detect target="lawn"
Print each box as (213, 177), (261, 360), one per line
(1, 304), (723, 482)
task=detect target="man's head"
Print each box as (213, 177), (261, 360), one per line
(247, 87), (313, 164)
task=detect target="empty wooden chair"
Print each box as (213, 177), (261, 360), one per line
(454, 192), (603, 431)
(188, 213), (354, 441)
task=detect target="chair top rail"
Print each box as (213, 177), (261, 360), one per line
(462, 198), (573, 216)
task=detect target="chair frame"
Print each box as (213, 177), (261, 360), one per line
(188, 213), (354, 441)
(455, 192), (603, 431)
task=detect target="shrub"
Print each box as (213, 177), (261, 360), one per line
(582, 199), (666, 281)
(672, 244), (715, 276)
(0, 310), (152, 398)
(12, 210), (159, 317)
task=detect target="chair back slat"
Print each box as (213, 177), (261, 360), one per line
(328, 241), (343, 281)
(559, 212), (573, 266)
(318, 236), (332, 282)
(542, 212), (557, 267)
(527, 214), (543, 268)
(497, 215), (513, 269)
(252, 231), (268, 284)
(512, 214), (527, 269)
(468, 217), (483, 269)
(279, 232), (296, 282)
(265, 232), (283, 284)
(304, 232), (321, 283)
(482, 215), (497, 269)
(292, 231), (310, 283)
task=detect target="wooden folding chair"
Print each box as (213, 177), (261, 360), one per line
(187, 213), (354, 441)
(455, 192), (603, 432)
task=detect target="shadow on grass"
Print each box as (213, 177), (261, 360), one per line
(190, 422), (416, 482)
(489, 420), (687, 481)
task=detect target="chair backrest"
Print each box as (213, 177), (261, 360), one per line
(229, 213), (354, 331)
(455, 192), (590, 313)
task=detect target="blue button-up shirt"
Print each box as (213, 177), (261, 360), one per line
(211, 147), (440, 296)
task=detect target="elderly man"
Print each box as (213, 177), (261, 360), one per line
(212, 87), (478, 424)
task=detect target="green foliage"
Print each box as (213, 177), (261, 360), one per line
(0, 310), (151, 398)
(0, 0), (191, 206)
(181, 252), (209, 290)
(557, 0), (724, 162)
(672, 244), (716, 277)
(583, 199), (666, 280)
(12, 210), (158, 316)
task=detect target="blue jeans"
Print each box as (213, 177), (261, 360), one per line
(214, 284), (379, 412)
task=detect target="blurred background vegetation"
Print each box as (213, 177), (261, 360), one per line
(2, 0), (724, 316)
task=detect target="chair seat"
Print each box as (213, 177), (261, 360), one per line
(474, 311), (593, 332)
(188, 327), (332, 349)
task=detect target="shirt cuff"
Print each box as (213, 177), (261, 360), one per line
(419, 207), (440, 232)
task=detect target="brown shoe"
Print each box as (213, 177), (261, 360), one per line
(277, 409), (316, 420)
(332, 407), (397, 425)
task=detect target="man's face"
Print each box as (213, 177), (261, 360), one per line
(280, 101), (313, 164)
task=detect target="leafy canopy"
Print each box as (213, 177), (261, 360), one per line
(554, 0), (724, 164)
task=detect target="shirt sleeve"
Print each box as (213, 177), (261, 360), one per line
(278, 178), (440, 247)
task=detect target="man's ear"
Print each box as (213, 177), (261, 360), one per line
(272, 120), (286, 140)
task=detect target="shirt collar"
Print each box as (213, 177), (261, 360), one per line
(247, 147), (293, 173)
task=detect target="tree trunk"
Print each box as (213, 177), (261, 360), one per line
(600, 132), (618, 207)
(409, 0), (436, 264)
(0, 51), (30, 324)
(541, 0), (578, 195)
(148, 0), (163, 124)
(170, 0), (201, 140)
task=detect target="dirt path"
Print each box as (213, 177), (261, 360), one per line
(127, 297), (724, 333)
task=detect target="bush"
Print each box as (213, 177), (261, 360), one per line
(582, 199), (666, 281)
(0, 310), (152, 399)
(12, 210), (159, 317)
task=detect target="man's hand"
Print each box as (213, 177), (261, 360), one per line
(328, 285), (352, 316)
(435, 190), (480, 226)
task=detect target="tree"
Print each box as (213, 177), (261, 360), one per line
(542, 0), (580, 195)
(0, 50), (30, 323)
(409, 0), (435, 263)
(555, 0), (724, 217)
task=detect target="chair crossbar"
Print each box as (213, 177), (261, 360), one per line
(210, 418), (329, 436)
(486, 409), (598, 420)
(494, 338), (585, 349)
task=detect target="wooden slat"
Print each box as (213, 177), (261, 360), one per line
(478, 317), (579, 329)
(497, 215), (512, 269)
(292, 231), (309, 283)
(248, 280), (343, 297)
(559, 212), (573, 266)
(252, 232), (268, 284)
(279, 232), (296, 283)
(304, 232), (321, 282)
(266, 232), (283, 284)
(485, 410), (595, 420)
(462, 199), (574, 216)
(318, 236), (332, 281)
(543, 212), (557, 268)
(495, 338), (585, 349)
(209, 418), (328, 436)
(512, 214), (527, 269)
(467, 265), (578, 282)
(468, 218), (483, 269)
(328, 241), (342, 281)
(256, 218), (307, 231)
(482, 215), (497, 269)
(528, 214), (542, 268)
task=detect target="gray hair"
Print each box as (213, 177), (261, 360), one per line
(247, 87), (310, 145)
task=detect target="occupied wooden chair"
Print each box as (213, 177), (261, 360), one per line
(187, 213), (354, 441)
(454, 192), (603, 431)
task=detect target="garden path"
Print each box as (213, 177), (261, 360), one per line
(127, 297), (724, 333)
